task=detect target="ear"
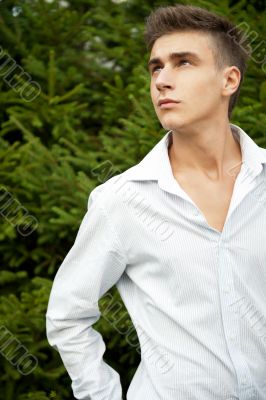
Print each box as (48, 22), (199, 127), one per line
(221, 66), (241, 97)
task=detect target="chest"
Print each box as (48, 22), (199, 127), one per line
(114, 176), (266, 298)
(174, 173), (237, 233)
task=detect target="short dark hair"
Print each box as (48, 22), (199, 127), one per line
(144, 4), (252, 119)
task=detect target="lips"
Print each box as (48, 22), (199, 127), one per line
(158, 99), (180, 106)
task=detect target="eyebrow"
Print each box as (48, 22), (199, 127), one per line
(147, 51), (201, 71)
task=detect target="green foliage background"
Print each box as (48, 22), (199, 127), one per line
(0, 0), (265, 398)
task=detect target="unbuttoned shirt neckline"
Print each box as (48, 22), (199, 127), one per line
(122, 123), (266, 234)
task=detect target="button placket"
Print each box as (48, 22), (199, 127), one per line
(217, 237), (255, 399)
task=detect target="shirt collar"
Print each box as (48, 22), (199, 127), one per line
(122, 123), (266, 196)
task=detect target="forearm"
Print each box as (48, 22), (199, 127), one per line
(46, 315), (123, 400)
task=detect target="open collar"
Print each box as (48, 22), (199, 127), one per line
(121, 123), (266, 197)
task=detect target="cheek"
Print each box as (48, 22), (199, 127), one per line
(150, 84), (157, 102)
(192, 73), (220, 98)
(185, 85), (219, 112)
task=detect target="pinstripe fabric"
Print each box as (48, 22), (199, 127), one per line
(46, 123), (266, 400)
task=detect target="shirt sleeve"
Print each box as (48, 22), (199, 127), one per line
(46, 186), (127, 400)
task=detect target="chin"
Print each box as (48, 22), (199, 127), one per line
(160, 117), (186, 131)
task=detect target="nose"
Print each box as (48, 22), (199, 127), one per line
(155, 66), (174, 91)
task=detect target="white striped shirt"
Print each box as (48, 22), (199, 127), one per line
(46, 123), (266, 400)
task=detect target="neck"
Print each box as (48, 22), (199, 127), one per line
(168, 121), (242, 182)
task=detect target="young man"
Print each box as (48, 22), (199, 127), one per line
(46, 4), (266, 400)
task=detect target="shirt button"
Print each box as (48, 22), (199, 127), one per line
(241, 376), (248, 386)
(222, 286), (231, 294)
(229, 334), (236, 341)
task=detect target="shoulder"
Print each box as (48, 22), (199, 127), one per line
(258, 145), (266, 165)
(87, 165), (139, 211)
(259, 146), (266, 156)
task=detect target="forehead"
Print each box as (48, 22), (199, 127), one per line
(150, 31), (215, 62)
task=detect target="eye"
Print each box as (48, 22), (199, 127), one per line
(151, 65), (162, 73)
(178, 59), (190, 66)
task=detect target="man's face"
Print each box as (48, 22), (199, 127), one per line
(148, 31), (231, 131)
